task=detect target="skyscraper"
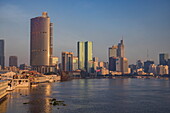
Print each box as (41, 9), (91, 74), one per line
(108, 45), (117, 58)
(144, 60), (154, 73)
(159, 53), (169, 65)
(136, 60), (143, 69)
(108, 39), (128, 74)
(77, 41), (93, 72)
(62, 52), (73, 71)
(85, 41), (93, 72)
(117, 40), (124, 57)
(116, 57), (128, 74)
(109, 57), (117, 71)
(73, 56), (78, 71)
(9, 56), (18, 67)
(77, 42), (85, 70)
(30, 12), (53, 67)
(0, 40), (5, 69)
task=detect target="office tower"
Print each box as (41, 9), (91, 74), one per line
(77, 41), (93, 72)
(109, 57), (117, 71)
(85, 41), (93, 72)
(159, 53), (169, 65)
(116, 57), (128, 74)
(117, 40), (124, 57)
(9, 56), (18, 67)
(144, 60), (154, 73)
(50, 56), (59, 66)
(109, 45), (118, 58)
(77, 42), (85, 70)
(62, 52), (73, 71)
(30, 12), (53, 67)
(73, 56), (78, 71)
(136, 60), (143, 69)
(0, 40), (5, 69)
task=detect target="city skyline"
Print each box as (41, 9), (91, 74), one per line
(0, 0), (170, 65)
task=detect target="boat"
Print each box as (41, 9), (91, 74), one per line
(12, 79), (31, 88)
(0, 80), (8, 101)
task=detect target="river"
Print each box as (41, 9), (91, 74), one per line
(0, 78), (170, 113)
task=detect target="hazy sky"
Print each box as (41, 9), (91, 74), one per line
(0, 0), (170, 66)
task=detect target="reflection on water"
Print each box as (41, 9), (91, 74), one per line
(1, 78), (170, 113)
(2, 83), (52, 113)
(0, 97), (8, 113)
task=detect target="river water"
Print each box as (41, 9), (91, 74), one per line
(0, 78), (170, 113)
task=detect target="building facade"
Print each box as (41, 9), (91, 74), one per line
(9, 56), (18, 67)
(144, 60), (154, 73)
(77, 41), (93, 72)
(30, 12), (53, 67)
(62, 52), (73, 71)
(159, 53), (169, 65)
(73, 56), (78, 71)
(117, 40), (124, 57)
(0, 40), (5, 69)
(108, 45), (118, 58)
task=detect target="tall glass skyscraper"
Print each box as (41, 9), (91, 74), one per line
(77, 41), (93, 72)
(0, 40), (5, 69)
(30, 12), (53, 66)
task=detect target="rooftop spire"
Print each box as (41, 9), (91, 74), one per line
(42, 12), (48, 17)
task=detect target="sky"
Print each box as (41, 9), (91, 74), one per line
(0, 0), (170, 66)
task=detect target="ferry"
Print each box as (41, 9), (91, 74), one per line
(0, 80), (8, 101)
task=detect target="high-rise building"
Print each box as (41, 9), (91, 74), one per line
(50, 56), (59, 66)
(30, 12), (53, 67)
(108, 39), (128, 74)
(9, 56), (18, 67)
(136, 60), (143, 69)
(73, 56), (78, 71)
(77, 41), (93, 72)
(116, 57), (128, 74)
(159, 53), (169, 65)
(108, 45), (118, 58)
(62, 52), (73, 71)
(144, 60), (154, 73)
(0, 40), (5, 69)
(93, 57), (98, 71)
(85, 41), (93, 72)
(109, 57), (117, 71)
(117, 40), (124, 57)
(77, 42), (85, 70)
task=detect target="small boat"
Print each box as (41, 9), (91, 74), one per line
(0, 80), (8, 102)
